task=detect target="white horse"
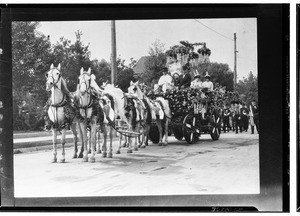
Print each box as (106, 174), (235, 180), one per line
(128, 81), (171, 146)
(45, 63), (82, 163)
(74, 67), (110, 162)
(102, 83), (138, 154)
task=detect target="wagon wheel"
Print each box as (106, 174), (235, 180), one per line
(210, 113), (221, 140)
(149, 123), (160, 144)
(183, 114), (201, 144)
(172, 115), (184, 140)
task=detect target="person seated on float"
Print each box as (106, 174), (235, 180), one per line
(179, 64), (192, 89)
(157, 67), (173, 93)
(167, 54), (182, 77)
(191, 73), (203, 90)
(202, 71), (214, 92)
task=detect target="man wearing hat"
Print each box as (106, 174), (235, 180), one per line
(249, 99), (259, 134)
(179, 64), (192, 89)
(202, 72), (214, 91)
(157, 67), (173, 93)
(240, 102), (250, 132)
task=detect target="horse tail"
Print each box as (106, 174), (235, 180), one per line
(143, 98), (152, 125)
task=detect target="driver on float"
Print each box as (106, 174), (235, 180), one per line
(157, 67), (173, 93)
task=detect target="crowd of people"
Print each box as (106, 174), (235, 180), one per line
(222, 100), (259, 134)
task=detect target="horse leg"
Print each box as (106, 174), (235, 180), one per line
(127, 136), (133, 153)
(142, 124), (150, 148)
(122, 135), (128, 147)
(116, 133), (122, 154)
(102, 124), (107, 158)
(96, 130), (102, 154)
(88, 130), (91, 154)
(77, 122), (84, 158)
(133, 127), (139, 151)
(89, 123), (96, 163)
(52, 129), (58, 163)
(60, 129), (66, 163)
(80, 123), (88, 162)
(108, 125), (113, 158)
(156, 120), (163, 146)
(71, 123), (78, 159)
(163, 119), (169, 146)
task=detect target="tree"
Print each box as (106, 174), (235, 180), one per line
(195, 62), (234, 91)
(116, 57), (136, 92)
(141, 40), (167, 85)
(52, 30), (92, 92)
(236, 71), (258, 105)
(12, 21), (54, 130)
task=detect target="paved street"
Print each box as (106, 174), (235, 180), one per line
(14, 131), (259, 197)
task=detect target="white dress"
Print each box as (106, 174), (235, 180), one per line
(202, 81), (214, 91)
(191, 79), (203, 89)
(158, 74), (173, 92)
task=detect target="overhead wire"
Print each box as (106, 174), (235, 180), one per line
(194, 19), (234, 41)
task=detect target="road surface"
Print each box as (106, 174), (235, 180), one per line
(14, 131), (259, 197)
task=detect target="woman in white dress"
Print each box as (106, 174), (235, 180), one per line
(191, 74), (203, 90)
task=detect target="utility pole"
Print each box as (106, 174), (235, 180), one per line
(234, 33), (237, 90)
(111, 20), (117, 85)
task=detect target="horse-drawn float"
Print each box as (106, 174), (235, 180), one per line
(148, 88), (222, 144)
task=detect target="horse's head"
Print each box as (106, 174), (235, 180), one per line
(78, 67), (94, 95)
(123, 93), (135, 118)
(128, 80), (138, 94)
(45, 63), (61, 91)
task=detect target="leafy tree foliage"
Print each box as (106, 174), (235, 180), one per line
(141, 40), (167, 85)
(236, 71), (258, 105)
(195, 62), (234, 91)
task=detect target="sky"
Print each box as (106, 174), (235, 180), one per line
(37, 18), (257, 80)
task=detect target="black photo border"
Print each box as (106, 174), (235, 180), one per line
(0, 4), (289, 212)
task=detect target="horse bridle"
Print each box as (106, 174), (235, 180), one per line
(45, 67), (61, 89)
(78, 72), (93, 110)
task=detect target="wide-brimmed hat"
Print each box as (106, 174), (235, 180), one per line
(194, 75), (201, 79)
(204, 71), (210, 78)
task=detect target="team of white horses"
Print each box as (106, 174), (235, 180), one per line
(45, 63), (171, 163)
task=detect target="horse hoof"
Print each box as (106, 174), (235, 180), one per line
(138, 144), (141, 148)
(122, 143), (127, 148)
(89, 157), (95, 163)
(158, 143), (163, 146)
(127, 149), (133, 154)
(141, 145), (146, 148)
(60, 158), (65, 163)
(52, 158), (57, 163)
(96, 150), (102, 154)
(72, 154), (77, 159)
(82, 156), (88, 162)
(78, 153), (83, 158)
(102, 153), (107, 158)
(116, 150), (121, 154)
(108, 152), (113, 158)
(88, 149), (91, 154)
(134, 147), (138, 151)
(163, 142), (168, 146)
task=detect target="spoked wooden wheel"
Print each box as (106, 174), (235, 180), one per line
(172, 115), (184, 141)
(210, 114), (221, 140)
(183, 114), (201, 144)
